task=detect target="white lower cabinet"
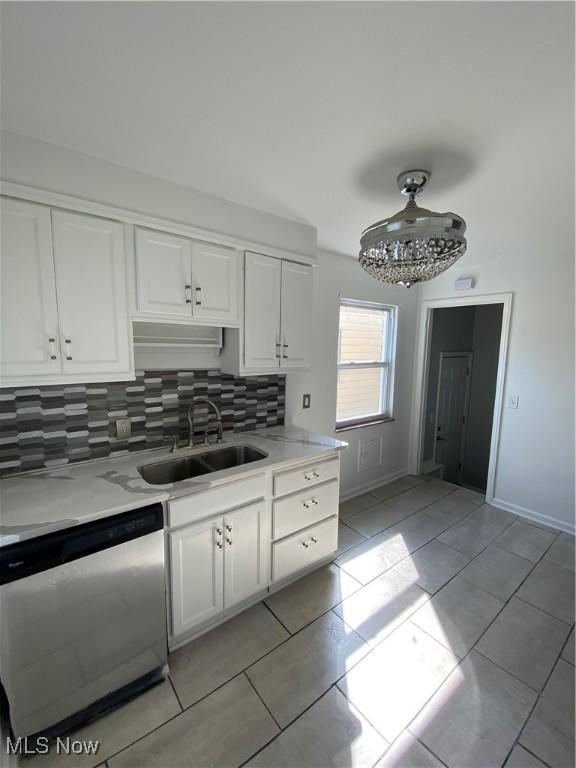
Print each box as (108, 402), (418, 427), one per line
(170, 517), (224, 638)
(224, 502), (268, 609)
(168, 454), (340, 646)
(169, 500), (268, 640)
(272, 516), (339, 583)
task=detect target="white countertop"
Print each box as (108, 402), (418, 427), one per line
(0, 426), (347, 547)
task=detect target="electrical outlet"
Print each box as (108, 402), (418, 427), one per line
(116, 419), (132, 439)
(302, 394), (311, 409)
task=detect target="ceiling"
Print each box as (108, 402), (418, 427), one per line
(1, 2), (573, 256)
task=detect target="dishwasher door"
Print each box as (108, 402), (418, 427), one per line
(0, 504), (168, 738)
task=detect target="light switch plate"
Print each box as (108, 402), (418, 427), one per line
(116, 419), (132, 439)
(507, 394), (519, 410)
(302, 394), (311, 409)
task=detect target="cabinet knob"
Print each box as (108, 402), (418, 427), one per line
(185, 284), (192, 304)
(311, 498), (319, 505)
(195, 286), (202, 306)
(282, 341), (289, 360)
(313, 471), (320, 478)
(64, 338), (73, 360)
(310, 537), (318, 544)
(48, 337), (57, 360)
(301, 541), (309, 548)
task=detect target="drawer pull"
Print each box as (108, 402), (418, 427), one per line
(301, 541), (310, 548)
(313, 471), (320, 478)
(311, 537), (318, 544)
(311, 498), (319, 505)
(48, 337), (58, 360)
(226, 536), (233, 546)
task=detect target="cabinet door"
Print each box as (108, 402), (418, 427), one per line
(170, 518), (224, 638)
(135, 228), (192, 318)
(52, 211), (132, 375)
(280, 261), (313, 369)
(191, 242), (239, 325)
(0, 199), (61, 378)
(244, 252), (281, 370)
(224, 502), (268, 609)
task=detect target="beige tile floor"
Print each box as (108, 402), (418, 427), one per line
(19, 475), (576, 767)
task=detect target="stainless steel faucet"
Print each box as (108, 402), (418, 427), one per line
(187, 398), (223, 446)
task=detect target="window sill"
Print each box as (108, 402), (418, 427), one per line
(335, 417), (395, 433)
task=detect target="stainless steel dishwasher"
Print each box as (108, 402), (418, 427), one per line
(0, 502), (168, 739)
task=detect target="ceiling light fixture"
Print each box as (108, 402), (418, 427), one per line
(359, 170), (467, 287)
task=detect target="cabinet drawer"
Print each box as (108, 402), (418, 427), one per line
(272, 480), (339, 540)
(168, 473), (266, 528)
(271, 516), (338, 583)
(273, 455), (339, 498)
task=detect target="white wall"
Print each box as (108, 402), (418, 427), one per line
(416, 182), (575, 532)
(0, 132), (317, 257)
(285, 250), (419, 498)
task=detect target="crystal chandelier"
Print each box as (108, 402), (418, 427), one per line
(359, 170), (467, 287)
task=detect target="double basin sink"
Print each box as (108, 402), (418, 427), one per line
(138, 444), (268, 485)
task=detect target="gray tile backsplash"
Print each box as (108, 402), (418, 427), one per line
(0, 370), (285, 476)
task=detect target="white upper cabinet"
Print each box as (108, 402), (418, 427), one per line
(133, 228), (240, 326)
(0, 199), (61, 379)
(0, 199), (133, 386)
(243, 252), (282, 370)
(237, 252), (313, 373)
(135, 229), (192, 318)
(52, 211), (132, 376)
(280, 261), (313, 369)
(191, 242), (239, 324)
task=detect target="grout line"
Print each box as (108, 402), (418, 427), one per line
(413, 738), (451, 768)
(243, 671), (282, 731)
(261, 598), (293, 636)
(167, 676), (184, 712)
(515, 744), (554, 768)
(103, 670), (265, 765)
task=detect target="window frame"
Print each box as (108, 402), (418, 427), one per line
(335, 298), (398, 431)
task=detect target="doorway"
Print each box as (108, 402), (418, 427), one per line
(410, 294), (512, 500)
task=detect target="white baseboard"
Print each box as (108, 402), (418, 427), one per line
(339, 467), (410, 503)
(491, 497), (575, 535)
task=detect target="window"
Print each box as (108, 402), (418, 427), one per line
(336, 299), (397, 429)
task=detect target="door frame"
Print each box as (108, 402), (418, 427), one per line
(433, 351), (473, 485)
(409, 292), (513, 503)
